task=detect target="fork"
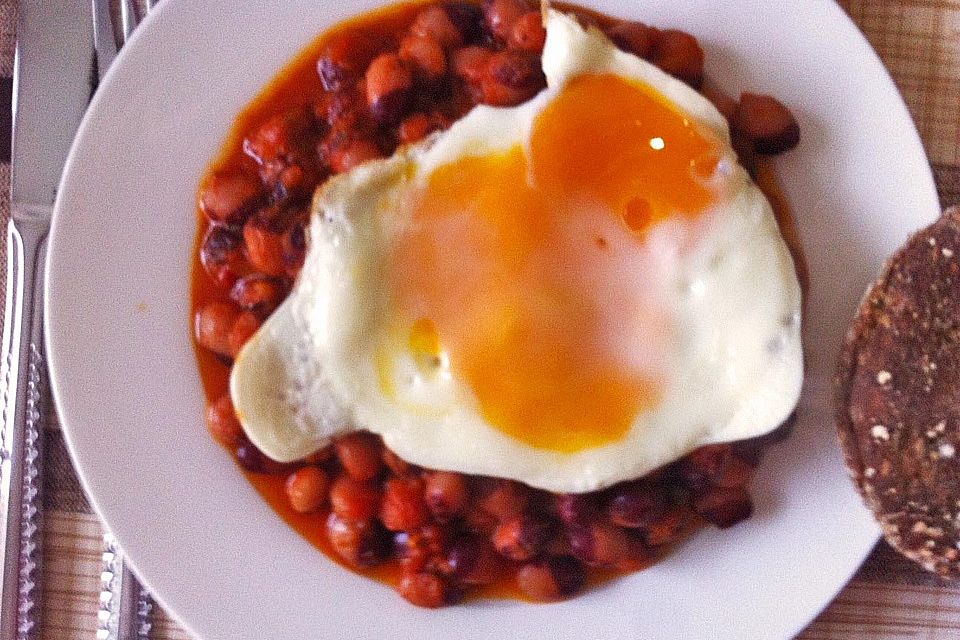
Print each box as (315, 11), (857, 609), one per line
(91, 5), (160, 639)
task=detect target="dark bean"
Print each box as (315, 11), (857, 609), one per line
(693, 486), (753, 529)
(443, 2), (485, 45)
(365, 53), (414, 125)
(568, 522), (650, 570)
(199, 171), (263, 226)
(200, 225), (248, 289)
(236, 441), (287, 475)
(516, 556), (585, 602)
(731, 93), (800, 155)
(491, 515), (555, 561)
(554, 493), (599, 526)
(424, 471), (468, 521)
(243, 108), (313, 165)
(606, 20), (659, 59)
(447, 535), (503, 585)
(326, 512), (389, 567)
(680, 444), (753, 491)
(607, 481), (668, 529)
(650, 29), (704, 87)
(317, 31), (383, 92)
(282, 222), (307, 277)
(481, 50), (545, 106)
(644, 507), (688, 546)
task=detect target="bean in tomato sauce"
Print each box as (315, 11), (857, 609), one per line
(192, 0), (801, 607)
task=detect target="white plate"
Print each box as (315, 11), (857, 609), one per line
(45, 0), (938, 638)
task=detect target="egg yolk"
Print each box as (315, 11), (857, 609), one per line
(388, 73), (726, 452)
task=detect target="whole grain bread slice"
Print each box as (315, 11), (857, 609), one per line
(835, 206), (960, 577)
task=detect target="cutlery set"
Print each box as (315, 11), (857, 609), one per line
(0, 2), (158, 638)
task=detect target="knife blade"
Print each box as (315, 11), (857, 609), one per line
(0, 1), (93, 638)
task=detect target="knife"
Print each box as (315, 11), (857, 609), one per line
(0, 1), (93, 638)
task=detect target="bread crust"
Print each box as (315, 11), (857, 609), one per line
(835, 206), (960, 577)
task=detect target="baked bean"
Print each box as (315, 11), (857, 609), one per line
(228, 311), (261, 358)
(395, 523), (450, 573)
(692, 486), (753, 529)
(335, 432), (383, 481)
(243, 108), (313, 165)
(481, 50), (545, 106)
(509, 12), (546, 53)
(410, 5), (464, 49)
(568, 522), (649, 570)
(285, 466), (329, 513)
(326, 512), (390, 567)
(304, 445), (335, 465)
(365, 54), (414, 125)
(476, 479), (530, 522)
(424, 471), (468, 521)
(731, 93), (800, 155)
(679, 444), (752, 490)
(330, 475), (382, 522)
(452, 45), (492, 85)
(700, 84), (738, 122)
(400, 34), (448, 80)
(199, 171), (263, 226)
(236, 441), (288, 475)
(230, 274), (286, 317)
(447, 535), (504, 585)
(324, 89), (371, 134)
(607, 481), (668, 529)
(554, 493), (599, 526)
(205, 394), (245, 448)
(483, 0), (529, 42)
(443, 2), (486, 45)
(243, 217), (287, 277)
(491, 515), (555, 561)
(516, 556), (585, 602)
(398, 112), (434, 145)
(398, 569), (452, 608)
(644, 507), (687, 546)
(380, 476), (430, 532)
(327, 136), (384, 173)
(317, 31), (382, 91)
(282, 222), (307, 277)
(199, 225), (248, 289)
(650, 29), (704, 87)
(382, 448), (412, 475)
(194, 301), (241, 357)
(606, 20), (659, 59)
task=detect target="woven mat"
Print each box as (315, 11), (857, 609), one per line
(0, 0), (957, 638)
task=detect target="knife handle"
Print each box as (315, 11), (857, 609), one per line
(0, 214), (49, 640)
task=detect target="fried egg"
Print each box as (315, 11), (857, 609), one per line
(229, 10), (803, 493)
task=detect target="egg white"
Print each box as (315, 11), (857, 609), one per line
(230, 10), (803, 493)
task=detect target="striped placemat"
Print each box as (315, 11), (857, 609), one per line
(0, 0), (956, 638)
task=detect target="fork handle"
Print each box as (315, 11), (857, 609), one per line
(0, 212), (49, 640)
